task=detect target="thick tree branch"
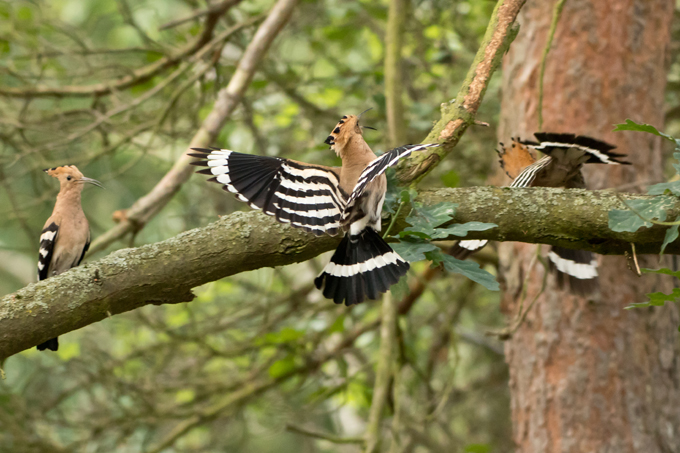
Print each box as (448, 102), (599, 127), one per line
(2, 187), (679, 359)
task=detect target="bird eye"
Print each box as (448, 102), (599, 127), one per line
(66, 176), (72, 181)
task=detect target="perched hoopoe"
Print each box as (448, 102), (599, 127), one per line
(455, 133), (630, 294)
(36, 165), (102, 351)
(190, 114), (438, 306)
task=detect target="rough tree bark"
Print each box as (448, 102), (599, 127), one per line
(498, 1), (680, 452)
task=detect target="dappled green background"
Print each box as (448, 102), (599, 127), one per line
(3, 0), (678, 451)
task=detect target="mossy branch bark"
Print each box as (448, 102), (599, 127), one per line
(2, 187), (679, 359)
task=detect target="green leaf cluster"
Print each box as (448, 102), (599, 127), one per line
(609, 120), (680, 254)
(386, 186), (499, 291)
(625, 268), (680, 309)
(611, 120), (680, 310)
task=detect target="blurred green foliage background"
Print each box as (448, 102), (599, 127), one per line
(4, 0), (678, 451)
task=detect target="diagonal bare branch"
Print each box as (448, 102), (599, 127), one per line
(89, 0), (300, 254)
(396, 0), (526, 185)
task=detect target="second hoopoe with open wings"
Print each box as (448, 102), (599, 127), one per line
(455, 133), (631, 294)
(190, 114), (438, 306)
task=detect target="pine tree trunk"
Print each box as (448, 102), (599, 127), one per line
(497, 1), (680, 451)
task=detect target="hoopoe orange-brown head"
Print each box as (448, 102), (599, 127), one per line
(325, 115), (362, 156)
(496, 138), (537, 180)
(324, 111), (376, 159)
(44, 165), (103, 191)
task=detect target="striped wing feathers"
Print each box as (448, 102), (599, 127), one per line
(190, 148), (346, 236)
(342, 143), (439, 222)
(37, 222), (58, 281)
(510, 156), (553, 188)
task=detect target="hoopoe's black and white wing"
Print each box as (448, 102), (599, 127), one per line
(36, 222), (60, 351)
(522, 133), (630, 165)
(341, 144), (439, 224)
(190, 148), (346, 236)
(37, 222), (58, 281)
(508, 156), (553, 188)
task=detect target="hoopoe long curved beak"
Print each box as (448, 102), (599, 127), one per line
(80, 177), (104, 189)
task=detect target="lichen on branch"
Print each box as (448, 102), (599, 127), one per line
(1, 186), (678, 359)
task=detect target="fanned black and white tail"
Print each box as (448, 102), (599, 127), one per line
(315, 228), (409, 306)
(341, 144), (439, 224)
(548, 246), (598, 295)
(189, 148), (346, 236)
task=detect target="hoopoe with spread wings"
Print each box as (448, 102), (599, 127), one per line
(455, 133), (630, 294)
(190, 114), (438, 306)
(36, 165), (102, 351)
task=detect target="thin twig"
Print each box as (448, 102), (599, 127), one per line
(488, 250), (549, 340)
(631, 242), (642, 276)
(285, 424), (364, 445)
(41, 16), (261, 154)
(158, 0), (242, 31)
(0, 3), (237, 98)
(514, 245), (541, 323)
(89, 1), (297, 253)
(383, 201), (406, 239)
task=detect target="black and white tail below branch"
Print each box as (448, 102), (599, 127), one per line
(454, 132), (630, 295)
(190, 114), (438, 306)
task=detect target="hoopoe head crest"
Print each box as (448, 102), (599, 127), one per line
(44, 165), (103, 191)
(325, 110), (375, 158)
(325, 115), (362, 156)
